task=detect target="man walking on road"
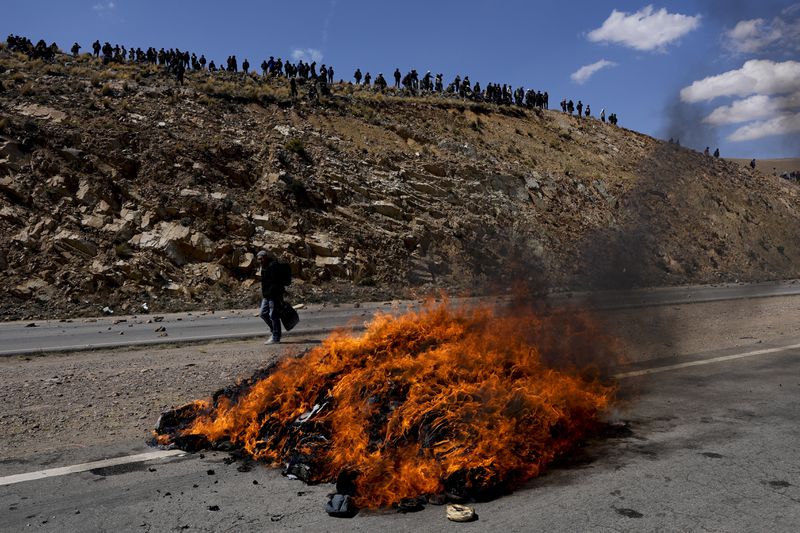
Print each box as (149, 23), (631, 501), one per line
(258, 250), (286, 344)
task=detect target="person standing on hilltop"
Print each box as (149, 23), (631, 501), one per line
(394, 68), (401, 89)
(354, 68), (362, 85)
(713, 148), (720, 158)
(92, 40), (100, 57)
(328, 65), (334, 85)
(704, 147), (710, 156)
(750, 158), (756, 170)
(242, 58), (250, 74)
(576, 100), (583, 118)
(364, 71), (372, 86)
(101, 42), (113, 64)
(71, 42), (81, 57)
(175, 61), (185, 85)
(376, 73), (388, 91)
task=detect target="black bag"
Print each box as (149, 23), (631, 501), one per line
(277, 262), (292, 286)
(280, 301), (299, 331)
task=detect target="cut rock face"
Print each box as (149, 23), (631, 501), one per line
(54, 230), (98, 257)
(135, 222), (214, 266)
(3, 48), (799, 321)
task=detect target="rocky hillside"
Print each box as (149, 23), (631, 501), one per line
(2, 50), (799, 320)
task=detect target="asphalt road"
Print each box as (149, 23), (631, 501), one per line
(2, 280), (800, 356)
(2, 284), (800, 532)
(1, 339), (798, 532)
(0, 301), (382, 357)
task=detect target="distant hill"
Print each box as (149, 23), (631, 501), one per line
(2, 48), (800, 320)
(727, 158), (800, 175)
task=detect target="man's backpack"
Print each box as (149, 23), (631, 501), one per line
(277, 262), (292, 286)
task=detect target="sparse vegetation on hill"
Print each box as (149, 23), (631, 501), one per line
(1, 49), (799, 320)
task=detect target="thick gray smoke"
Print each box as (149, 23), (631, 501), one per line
(661, 95), (718, 153)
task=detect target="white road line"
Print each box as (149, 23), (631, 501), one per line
(2, 342), (798, 488)
(614, 342), (800, 379)
(0, 450), (184, 487)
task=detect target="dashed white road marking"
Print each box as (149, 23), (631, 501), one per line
(2, 342), (798, 488)
(614, 342), (800, 379)
(0, 450), (184, 486)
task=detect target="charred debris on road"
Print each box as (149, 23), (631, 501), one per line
(153, 300), (629, 517)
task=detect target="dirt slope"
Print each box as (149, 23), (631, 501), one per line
(2, 50), (799, 320)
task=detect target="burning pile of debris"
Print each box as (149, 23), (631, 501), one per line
(154, 301), (619, 513)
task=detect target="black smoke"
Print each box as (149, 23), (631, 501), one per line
(661, 95), (718, 154)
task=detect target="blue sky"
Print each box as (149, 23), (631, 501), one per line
(3, 1), (799, 158)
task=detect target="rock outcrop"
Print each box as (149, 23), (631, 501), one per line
(1, 49), (799, 319)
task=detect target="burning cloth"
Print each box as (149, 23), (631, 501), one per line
(154, 301), (618, 508)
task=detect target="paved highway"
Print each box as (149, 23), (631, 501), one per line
(1, 338), (798, 532)
(2, 283), (800, 531)
(2, 280), (799, 356)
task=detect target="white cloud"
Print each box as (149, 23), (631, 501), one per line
(683, 6), (800, 142)
(587, 5), (701, 51)
(704, 92), (800, 126)
(680, 60), (800, 103)
(728, 111), (800, 141)
(724, 7), (800, 55)
(93, 1), (115, 11)
(570, 60), (617, 84)
(290, 48), (323, 63)
(725, 19), (776, 53)
(683, 58), (800, 141)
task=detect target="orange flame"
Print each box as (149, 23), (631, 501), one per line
(159, 301), (619, 508)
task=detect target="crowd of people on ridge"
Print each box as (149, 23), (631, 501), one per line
(5, 34), (618, 124)
(5, 34), (59, 61)
(780, 170), (800, 182)
(557, 98), (616, 124)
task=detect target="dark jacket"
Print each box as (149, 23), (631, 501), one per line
(261, 261), (286, 300)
